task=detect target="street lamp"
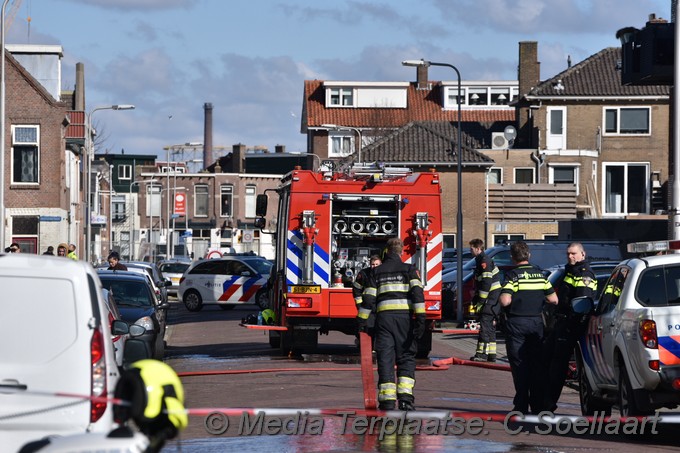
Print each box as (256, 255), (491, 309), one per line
(0, 0), (9, 249)
(163, 143), (200, 258)
(402, 59), (464, 322)
(86, 104), (135, 262)
(129, 179), (157, 261)
(320, 124), (363, 163)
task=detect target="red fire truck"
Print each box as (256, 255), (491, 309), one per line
(253, 164), (443, 356)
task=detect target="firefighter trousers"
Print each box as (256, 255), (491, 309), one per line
(375, 312), (417, 407)
(474, 299), (501, 358)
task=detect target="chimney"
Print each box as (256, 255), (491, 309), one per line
(232, 144), (245, 173)
(203, 102), (213, 170)
(416, 64), (430, 90)
(275, 144), (285, 153)
(518, 41), (540, 98)
(75, 63), (85, 111)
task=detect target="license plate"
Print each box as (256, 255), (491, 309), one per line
(289, 285), (321, 294)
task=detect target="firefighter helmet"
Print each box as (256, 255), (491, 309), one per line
(261, 308), (276, 325)
(114, 359), (188, 439)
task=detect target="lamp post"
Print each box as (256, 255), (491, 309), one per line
(0, 0), (9, 249)
(320, 124), (363, 163)
(161, 186), (186, 259)
(86, 104), (135, 262)
(129, 179), (157, 261)
(108, 164), (114, 255)
(402, 59), (464, 322)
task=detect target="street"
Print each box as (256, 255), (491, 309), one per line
(161, 300), (679, 452)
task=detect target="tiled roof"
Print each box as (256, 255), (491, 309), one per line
(303, 80), (515, 129)
(530, 47), (671, 97)
(359, 121), (494, 166)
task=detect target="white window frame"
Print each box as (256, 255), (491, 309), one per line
(328, 132), (354, 157)
(146, 185), (162, 217)
(487, 168), (503, 184)
(514, 167), (535, 184)
(245, 185), (257, 218)
(601, 162), (650, 216)
(220, 184), (233, 218)
(548, 163), (580, 195)
(603, 106), (651, 136)
(11, 124), (40, 184)
(118, 164), (132, 180)
(444, 86), (467, 109)
(112, 194), (126, 221)
(194, 184), (209, 217)
(546, 107), (567, 150)
(327, 87), (354, 107)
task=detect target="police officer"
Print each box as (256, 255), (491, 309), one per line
(469, 238), (502, 362)
(357, 238), (425, 411)
(544, 242), (596, 411)
(499, 241), (557, 414)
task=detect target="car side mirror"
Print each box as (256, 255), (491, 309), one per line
(158, 302), (171, 310)
(111, 319), (130, 336)
(571, 296), (594, 315)
(241, 270), (253, 277)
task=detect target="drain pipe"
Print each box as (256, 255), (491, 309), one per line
(530, 150), (544, 183)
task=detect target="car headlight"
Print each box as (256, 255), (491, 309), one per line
(134, 316), (155, 332)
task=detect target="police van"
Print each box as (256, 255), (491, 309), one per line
(576, 239), (680, 416)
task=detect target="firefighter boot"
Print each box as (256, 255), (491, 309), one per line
(379, 401), (396, 411)
(398, 399), (416, 411)
(486, 342), (497, 362)
(471, 341), (487, 361)
(378, 382), (397, 411)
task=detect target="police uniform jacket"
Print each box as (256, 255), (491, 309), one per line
(500, 264), (555, 317)
(357, 252), (424, 320)
(474, 251), (502, 304)
(557, 260), (596, 315)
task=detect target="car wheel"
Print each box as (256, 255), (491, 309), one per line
(577, 354), (611, 416)
(219, 304), (234, 310)
(183, 290), (203, 312)
(618, 366), (653, 417)
(255, 287), (269, 310)
(153, 334), (165, 359)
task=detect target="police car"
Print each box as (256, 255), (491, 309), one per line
(178, 253), (272, 312)
(576, 240), (680, 416)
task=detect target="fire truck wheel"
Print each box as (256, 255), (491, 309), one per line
(183, 290), (204, 312)
(269, 331), (281, 348)
(219, 304), (235, 310)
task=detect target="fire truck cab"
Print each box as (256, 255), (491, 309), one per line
(255, 164), (443, 356)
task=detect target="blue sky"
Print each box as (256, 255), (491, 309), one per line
(6, 0), (670, 161)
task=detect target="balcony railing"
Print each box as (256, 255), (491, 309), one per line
(488, 183), (577, 222)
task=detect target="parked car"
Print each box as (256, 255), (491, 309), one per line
(158, 258), (192, 296)
(576, 249), (680, 416)
(544, 261), (620, 299)
(97, 261), (171, 304)
(0, 254), (132, 451)
(178, 254), (273, 311)
(97, 270), (170, 359)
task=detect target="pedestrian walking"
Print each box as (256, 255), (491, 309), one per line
(469, 238), (502, 362)
(544, 242), (596, 411)
(357, 238), (425, 411)
(42, 246), (55, 255)
(499, 241), (558, 414)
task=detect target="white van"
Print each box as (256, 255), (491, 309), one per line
(0, 254), (124, 451)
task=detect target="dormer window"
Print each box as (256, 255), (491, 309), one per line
(329, 88), (354, 106)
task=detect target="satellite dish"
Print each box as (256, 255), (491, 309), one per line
(504, 125), (517, 141)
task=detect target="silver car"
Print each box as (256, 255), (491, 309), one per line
(158, 258), (192, 297)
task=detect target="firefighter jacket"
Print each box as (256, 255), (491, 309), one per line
(473, 251), (502, 306)
(357, 252), (424, 320)
(500, 264), (555, 317)
(352, 267), (371, 306)
(557, 260), (596, 315)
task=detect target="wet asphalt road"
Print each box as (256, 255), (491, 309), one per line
(161, 300), (680, 452)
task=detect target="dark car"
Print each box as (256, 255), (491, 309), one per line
(97, 261), (171, 304)
(97, 270), (170, 359)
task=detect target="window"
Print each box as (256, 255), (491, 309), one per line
(492, 234), (525, 246)
(329, 87), (354, 106)
(147, 185), (162, 217)
(12, 125), (39, 183)
(490, 88), (510, 105)
(468, 88), (487, 106)
(328, 133), (354, 157)
(112, 195), (126, 222)
(604, 107), (650, 134)
(245, 185), (256, 218)
(220, 185), (233, 217)
(487, 168), (502, 184)
(603, 163), (649, 215)
(514, 168), (535, 184)
(194, 185), (209, 217)
(118, 165), (132, 180)
(548, 164), (579, 194)
(446, 87), (467, 108)
(546, 107), (566, 149)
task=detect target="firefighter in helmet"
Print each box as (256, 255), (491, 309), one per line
(469, 238), (502, 362)
(357, 238), (425, 411)
(114, 359), (188, 452)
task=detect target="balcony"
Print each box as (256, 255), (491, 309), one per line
(488, 184), (577, 222)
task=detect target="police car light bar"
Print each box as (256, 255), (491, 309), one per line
(627, 240), (680, 254)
